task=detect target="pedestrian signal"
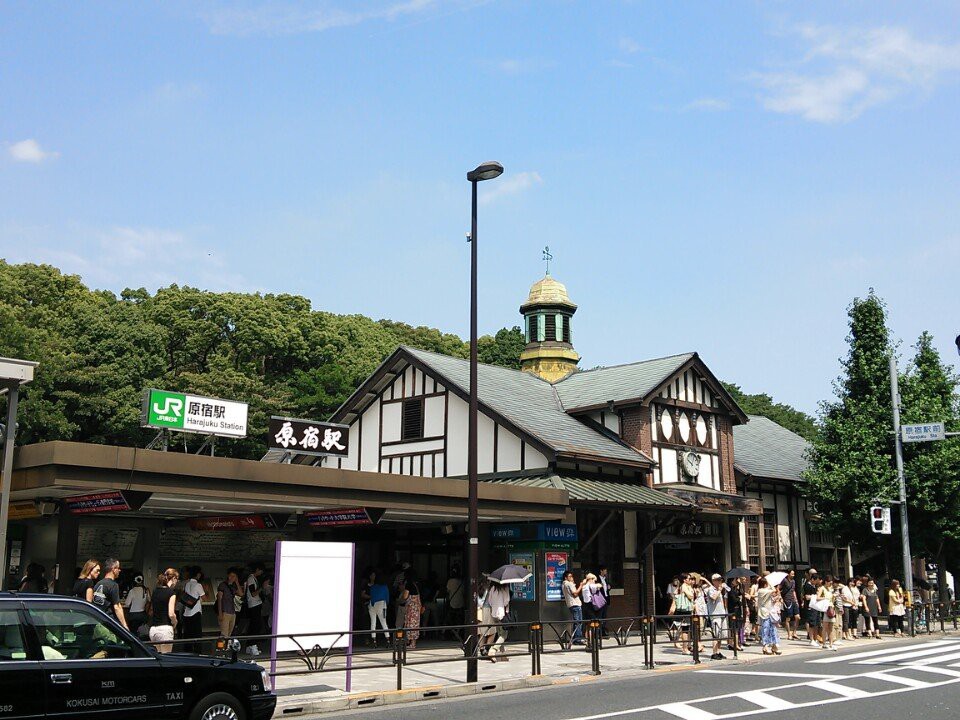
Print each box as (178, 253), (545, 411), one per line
(870, 506), (891, 535)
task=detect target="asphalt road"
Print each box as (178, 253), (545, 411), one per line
(312, 635), (960, 719)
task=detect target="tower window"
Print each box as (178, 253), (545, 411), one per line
(527, 315), (537, 343)
(537, 314), (545, 342)
(402, 398), (424, 440)
(544, 313), (556, 341)
(562, 315), (571, 343)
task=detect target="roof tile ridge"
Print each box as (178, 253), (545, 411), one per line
(561, 351), (696, 378)
(405, 344), (554, 383)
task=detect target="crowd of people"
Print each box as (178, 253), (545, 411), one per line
(60, 557), (275, 654)
(663, 567), (915, 659)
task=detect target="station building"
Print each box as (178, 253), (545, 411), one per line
(4, 272), (840, 625)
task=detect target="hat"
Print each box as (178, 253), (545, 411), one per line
(809, 568), (818, 574)
(711, 573), (722, 581)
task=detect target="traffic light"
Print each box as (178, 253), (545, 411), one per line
(870, 506), (892, 534)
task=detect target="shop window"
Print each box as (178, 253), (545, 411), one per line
(762, 511), (777, 569)
(402, 398), (424, 441)
(746, 517), (760, 571)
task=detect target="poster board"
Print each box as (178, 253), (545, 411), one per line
(545, 551), (568, 602)
(508, 551), (536, 601)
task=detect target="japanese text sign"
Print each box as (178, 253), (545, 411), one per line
(268, 416), (350, 457)
(901, 422), (946, 443)
(141, 388), (248, 438)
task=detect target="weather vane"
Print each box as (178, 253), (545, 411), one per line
(542, 246), (553, 275)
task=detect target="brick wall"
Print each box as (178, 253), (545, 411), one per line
(609, 565), (642, 617)
(715, 415), (737, 494)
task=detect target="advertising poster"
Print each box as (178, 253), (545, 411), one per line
(545, 551), (568, 602)
(509, 551), (536, 601)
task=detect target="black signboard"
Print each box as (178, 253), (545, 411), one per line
(268, 416), (350, 458)
(65, 490), (152, 515)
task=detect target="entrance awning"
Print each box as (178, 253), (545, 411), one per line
(483, 473), (694, 512)
(10, 442), (570, 524)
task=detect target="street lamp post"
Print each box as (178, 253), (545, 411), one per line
(465, 161), (503, 682)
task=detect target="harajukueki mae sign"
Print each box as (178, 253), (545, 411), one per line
(141, 388), (248, 438)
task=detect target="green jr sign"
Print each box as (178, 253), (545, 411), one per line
(141, 388), (248, 438)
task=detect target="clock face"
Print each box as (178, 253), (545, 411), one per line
(682, 451), (701, 478)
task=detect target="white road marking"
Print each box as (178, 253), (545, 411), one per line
(899, 650), (960, 666)
(567, 665), (960, 720)
(700, 670), (840, 679)
(807, 680), (871, 698)
(865, 671), (930, 688)
(657, 703), (717, 720)
(737, 690), (794, 710)
(808, 639), (960, 664)
(858, 645), (960, 664)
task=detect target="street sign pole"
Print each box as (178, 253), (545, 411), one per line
(889, 354), (915, 636)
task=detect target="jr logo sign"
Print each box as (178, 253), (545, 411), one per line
(147, 390), (186, 429)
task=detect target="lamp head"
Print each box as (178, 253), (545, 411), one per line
(467, 161), (504, 182)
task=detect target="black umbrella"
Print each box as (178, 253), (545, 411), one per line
(486, 564), (533, 585)
(725, 567), (758, 580)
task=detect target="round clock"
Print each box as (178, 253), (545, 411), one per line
(681, 450), (701, 480)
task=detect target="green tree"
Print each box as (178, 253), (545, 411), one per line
(805, 292), (897, 555)
(721, 382), (818, 440)
(478, 326), (526, 369)
(899, 332), (960, 590)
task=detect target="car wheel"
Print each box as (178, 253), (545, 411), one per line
(189, 692), (248, 720)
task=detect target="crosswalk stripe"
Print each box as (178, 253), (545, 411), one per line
(737, 690), (794, 710)
(865, 672), (930, 688)
(900, 650), (960, 666)
(808, 680), (871, 698)
(657, 702), (718, 720)
(912, 665), (960, 677)
(858, 645), (960, 664)
(808, 639), (960, 664)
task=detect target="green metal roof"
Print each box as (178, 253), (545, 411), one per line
(485, 473), (693, 509)
(733, 415), (811, 482)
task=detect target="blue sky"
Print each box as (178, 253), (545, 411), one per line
(2, 1), (958, 414)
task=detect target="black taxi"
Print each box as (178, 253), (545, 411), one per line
(0, 593), (276, 720)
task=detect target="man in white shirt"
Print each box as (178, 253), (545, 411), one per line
(705, 574), (728, 660)
(182, 566), (206, 653)
(245, 562), (265, 656)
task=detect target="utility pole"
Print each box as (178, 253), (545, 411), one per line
(889, 353), (915, 635)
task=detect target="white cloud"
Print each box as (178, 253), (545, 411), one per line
(7, 139), (59, 163)
(203, 0), (438, 36)
(1, 223), (250, 292)
(492, 58), (556, 75)
(619, 36), (642, 55)
(683, 97), (731, 112)
(478, 171), (542, 205)
(755, 25), (960, 123)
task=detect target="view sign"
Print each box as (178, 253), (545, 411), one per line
(268, 416), (350, 457)
(141, 388), (248, 438)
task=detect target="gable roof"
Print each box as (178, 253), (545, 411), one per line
(733, 415), (810, 482)
(399, 347), (653, 468)
(484, 473), (693, 510)
(555, 352), (694, 410)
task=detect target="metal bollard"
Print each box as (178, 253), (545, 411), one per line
(529, 623), (542, 676)
(691, 617), (701, 664)
(589, 620), (601, 675)
(731, 615), (738, 659)
(393, 629), (405, 690)
(645, 617), (654, 669)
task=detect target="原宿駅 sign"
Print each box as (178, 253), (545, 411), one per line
(268, 416), (350, 457)
(141, 389), (248, 438)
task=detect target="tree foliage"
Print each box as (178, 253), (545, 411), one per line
(721, 382), (818, 440)
(805, 292), (897, 550)
(0, 261), (520, 458)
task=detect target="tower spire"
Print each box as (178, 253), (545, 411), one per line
(519, 270), (580, 382)
(542, 245), (552, 276)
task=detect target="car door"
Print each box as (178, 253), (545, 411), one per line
(27, 601), (164, 719)
(0, 601), (43, 719)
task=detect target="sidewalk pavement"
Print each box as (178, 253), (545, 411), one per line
(265, 629), (948, 716)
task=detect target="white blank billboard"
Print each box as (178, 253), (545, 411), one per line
(271, 541), (355, 655)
